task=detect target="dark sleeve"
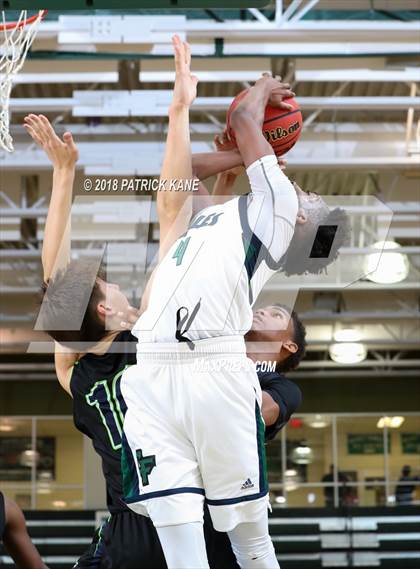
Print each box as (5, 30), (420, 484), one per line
(258, 371), (302, 441)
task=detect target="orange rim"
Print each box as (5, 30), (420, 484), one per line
(0, 9), (48, 31)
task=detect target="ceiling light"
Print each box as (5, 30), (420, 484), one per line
(285, 469), (298, 477)
(304, 414), (331, 429)
(0, 423), (14, 432)
(291, 442), (314, 465)
(334, 328), (362, 343)
(38, 471), (53, 481)
(19, 450), (40, 468)
(307, 493), (316, 504)
(275, 496), (286, 504)
(284, 469), (300, 492)
(329, 342), (367, 364)
(365, 240), (409, 284)
(377, 416), (405, 429)
(52, 500), (67, 508)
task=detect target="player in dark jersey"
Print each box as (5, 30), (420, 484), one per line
(0, 492), (47, 569)
(70, 327), (302, 568)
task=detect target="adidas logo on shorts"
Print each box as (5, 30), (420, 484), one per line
(241, 478), (254, 490)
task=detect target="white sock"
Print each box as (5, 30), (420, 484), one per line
(156, 521), (210, 569)
(227, 515), (279, 569)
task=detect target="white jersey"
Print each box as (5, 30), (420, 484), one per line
(132, 154), (298, 345)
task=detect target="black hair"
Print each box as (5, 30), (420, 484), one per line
(275, 306), (307, 373)
(281, 207), (351, 276)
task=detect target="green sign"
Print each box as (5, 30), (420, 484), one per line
(4, 0), (269, 8)
(347, 433), (391, 455)
(401, 433), (420, 455)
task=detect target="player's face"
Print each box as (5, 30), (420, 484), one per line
(292, 181), (321, 205)
(251, 305), (294, 342)
(292, 181), (329, 230)
(96, 279), (131, 327)
(247, 305), (298, 366)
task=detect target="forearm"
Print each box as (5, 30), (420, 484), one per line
(4, 535), (47, 569)
(192, 150), (242, 181)
(230, 83), (273, 168)
(4, 499), (47, 569)
(158, 104), (193, 221)
(231, 80), (271, 130)
(211, 171), (238, 205)
(42, 167), (75, 281)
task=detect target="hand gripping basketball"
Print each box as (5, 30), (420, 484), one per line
(226, 76), (303, 157)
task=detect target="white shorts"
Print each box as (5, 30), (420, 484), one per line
(120, 336), (269, 532)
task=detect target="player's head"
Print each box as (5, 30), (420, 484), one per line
(245, 304), (306, 372)
(281, 182), (351, 276)
(38, 258), (131, 348)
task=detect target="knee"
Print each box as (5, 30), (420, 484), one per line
(231, 533), (275, 562)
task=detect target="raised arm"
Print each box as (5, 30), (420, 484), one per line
(229, 77), (299, 263)
(140, 36), (197, 314)
(23, 114), (78, 282)
(157, 35), (198, 261)
(24, 116), (81, 386)
(230, 76), (294, 168)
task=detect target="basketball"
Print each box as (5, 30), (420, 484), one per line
(226, 89), (303, 156)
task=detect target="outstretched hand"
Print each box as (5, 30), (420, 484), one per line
(23, 114), (78, 170)
(171, 34), (198, 109)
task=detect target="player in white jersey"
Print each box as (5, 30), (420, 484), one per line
(121, 39), (350, 569)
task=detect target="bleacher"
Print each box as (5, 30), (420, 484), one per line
(1, 507), (419, 568)
(269, 506), (420, 568)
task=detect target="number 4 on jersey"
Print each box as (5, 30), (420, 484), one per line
(172, 236), (190, 266)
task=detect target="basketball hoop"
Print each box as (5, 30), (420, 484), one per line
(0, 10), (47, 153)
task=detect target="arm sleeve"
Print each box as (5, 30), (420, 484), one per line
(259, 372), (302, 441)
(246, 155), (298, 262)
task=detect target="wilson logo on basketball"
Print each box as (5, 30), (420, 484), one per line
(264, 120), (300, 143)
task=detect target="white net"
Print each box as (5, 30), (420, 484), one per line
(0, 10), (44, 153)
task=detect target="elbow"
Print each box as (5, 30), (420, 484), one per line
(262, 401), (280, 427)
